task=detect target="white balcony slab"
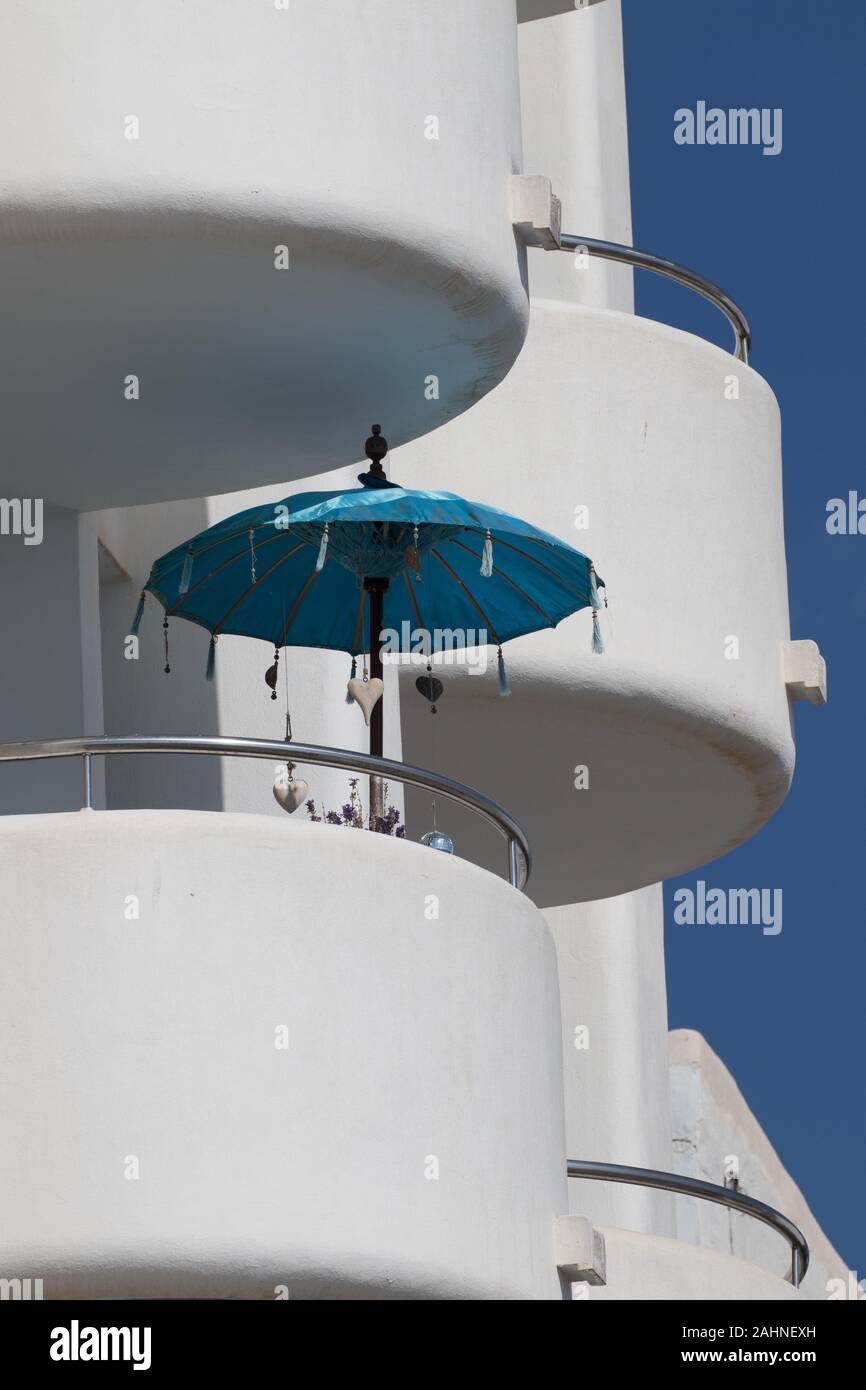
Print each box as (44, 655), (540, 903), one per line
(395, 303), (818, 906)
(0, 0), (528, 509)
(0, 808), (566, 1299)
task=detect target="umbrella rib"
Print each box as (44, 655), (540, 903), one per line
(430, 549), (501, 646)
(402, 568), (426, 634)
(166, 525), (298, 588)
(165, 536), (305, 613)
(488, 534), (590, 601)
(351, 586), (366, 655)
(276, 568), (321, 646)
(448, 537), (556, 626)
(211, 546), (309, 637)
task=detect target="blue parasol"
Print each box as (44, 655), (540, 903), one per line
(131, 427), (605, 767)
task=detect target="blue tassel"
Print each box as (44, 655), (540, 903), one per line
(206, 636), (216, 681)
(592, 610), (605, 655)
(129, 590), (145, 637)
(179, 547), (193, 595)
(497, 647), (511, 697)
(345, 656), (357, 703)
(316, 523), (330, 572)
(480, 529), (493, 578)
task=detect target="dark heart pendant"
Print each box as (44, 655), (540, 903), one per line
(415, 674), (444, 705)
(265, 662), (279, 693)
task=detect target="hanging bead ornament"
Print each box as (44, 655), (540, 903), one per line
(418, 661), (453, 855)
(272, 656), (308, 813)
(345, 655), (358, 705)
(249, 528), (257, 584)
(405, 524), (421, 582)
(415, 671), (444, 713)
(265, 645), (280, 700)
(206, 635), (217, 682)
(163, 617), (171, 674)
(480, 529), (494, 578)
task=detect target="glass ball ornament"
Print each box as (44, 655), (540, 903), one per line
(420, 829), (454, 855)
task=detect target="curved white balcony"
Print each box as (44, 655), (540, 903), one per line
(592, 1230), (803, 1302)
(0, 807), (566, 1299)
(395, 301), (821, 906)
(0, 0), (528, 510)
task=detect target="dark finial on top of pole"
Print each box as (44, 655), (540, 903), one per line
(364, 423), (388, 477)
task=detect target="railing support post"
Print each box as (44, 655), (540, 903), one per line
(507, 838), (519, 889)
(82, 753), (93, 810)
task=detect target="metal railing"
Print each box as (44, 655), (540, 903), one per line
(567, 1159), (809, 1288)
(0, 735), (532, 891)
(558, 233), (752, 363)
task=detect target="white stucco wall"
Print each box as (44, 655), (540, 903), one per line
(592, 1227), (802, 1302)
(0, 506), (103, 816)
(0, 810), (567, 1299)
(0, 0), (528, 509)
(669, 1030), (850, 1301)
(396, 306), (794, 908)
(549, 886), (676, 1238)
(519, 0), (633, 310)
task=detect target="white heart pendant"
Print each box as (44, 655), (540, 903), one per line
(273, 777), (309, 814)
(347, 676), (384, 726)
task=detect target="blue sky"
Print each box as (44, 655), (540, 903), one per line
(622, 0), (865, 1273)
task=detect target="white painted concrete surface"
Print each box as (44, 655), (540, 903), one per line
(548, 886), (676, 1238)
(0, 0), (528, 508)
(519, 0), (634, 310)
(396, 304), (796, 906)
(0, 810), (566, 1299)
(591, 1227), (802, 1302)
(670, 1030), (850, 1301)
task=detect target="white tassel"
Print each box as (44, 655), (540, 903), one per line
(592, 610), (605, 655)
(497, 646), (511, 697)
(316, 523), (330, 572)
(589, 562), (605, 654)
(179, 548), (193, 595)
(480, 529), (493, 578)
(589, 562), (601, 610)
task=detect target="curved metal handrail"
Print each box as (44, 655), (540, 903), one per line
(0, 735), (531, 891)
(558, 233), (752, 364)
(567, 1159), (808, 1287)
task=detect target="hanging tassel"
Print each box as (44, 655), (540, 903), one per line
(480, 529), (493, 578)
(589, 562), (601, 610)
(129, 589), (146, 637)
(413, 524), (421, 583)
(316, 522), (330, 572)
(345, 655), (357, 704)
(589, 562), (605, 654)
(249, 528), (257, 585)
(497, 646), (511, 697)
(206, 636), (216, 681)
(592, 609), (605, 655)
(163, 618), (171, 674)
(179, 547), (193, 595)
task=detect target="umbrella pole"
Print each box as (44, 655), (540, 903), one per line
(366, 578), (388, 827)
